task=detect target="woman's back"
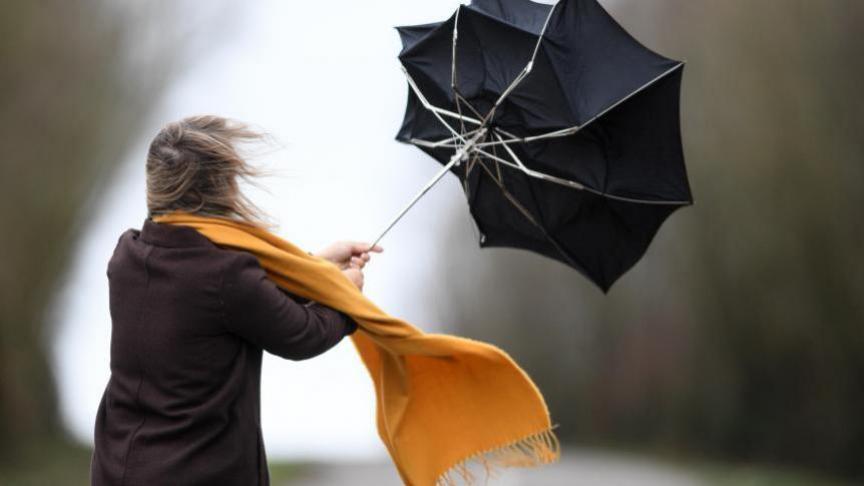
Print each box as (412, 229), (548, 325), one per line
(91, 218), (356, 485)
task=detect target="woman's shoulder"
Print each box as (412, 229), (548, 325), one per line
(219, 246), (272, 284)
(106, 228), (144, 278)
(182, 245), (267, 287)
(217, 246), (264, 273)
(216, 247), (311, 306)
(106, 226), (261, 283)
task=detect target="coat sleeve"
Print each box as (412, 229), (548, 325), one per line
(220, 252), (358, 360)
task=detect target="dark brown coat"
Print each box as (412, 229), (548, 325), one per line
(90, 217), (357, 485)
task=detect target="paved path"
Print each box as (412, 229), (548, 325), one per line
(282, 449), (704, 486)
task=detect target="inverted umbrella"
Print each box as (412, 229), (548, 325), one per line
(375, 0), (693, 291)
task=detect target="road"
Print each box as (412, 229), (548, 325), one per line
(281, 449), (704, 486)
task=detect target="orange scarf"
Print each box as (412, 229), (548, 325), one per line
(152, 211), (559, 485)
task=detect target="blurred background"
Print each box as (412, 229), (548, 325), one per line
(1, 0), (861, 484)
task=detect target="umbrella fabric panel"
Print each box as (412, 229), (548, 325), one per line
(544, 0), (680, 126)
(551, 196), (683, 291)
(598, 66), (691, 203)
(396, 22), (443, 55)
(464, 158), (684, 290)
(399, 11), (488, 110)
(467, 0), (554, 35)
(462, 6), (577, 130)
(459, 7), (538, 99)
(395, 89), (464, 177)
(396, 89), (447, 145)
(400, 5), (579, 131)
(509, 67), (690, 203)
(502, 126), (609, 195)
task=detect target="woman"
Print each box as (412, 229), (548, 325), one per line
(90, 115), (381, 485)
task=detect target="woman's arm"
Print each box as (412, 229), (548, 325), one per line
(220, 253), (358, 360)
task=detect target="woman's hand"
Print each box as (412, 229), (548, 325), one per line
(341, 267), (364, 291)
(315, 241), (383, 270)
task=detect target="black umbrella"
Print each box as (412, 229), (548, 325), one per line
(375, 0), (692, 292)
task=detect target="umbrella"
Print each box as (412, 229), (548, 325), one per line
(375, 0), (692, 291)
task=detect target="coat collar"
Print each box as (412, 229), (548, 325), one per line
(138, 216), (216, 248)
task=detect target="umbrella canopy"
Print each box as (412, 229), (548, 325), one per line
(391, 0), (692, 291)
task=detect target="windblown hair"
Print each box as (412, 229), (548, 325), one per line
(146, 115), (272, 228)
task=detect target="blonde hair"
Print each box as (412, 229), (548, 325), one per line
(146, 115), (272, 229)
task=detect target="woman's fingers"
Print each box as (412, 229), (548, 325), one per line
(342, 268), (364, 291)
(350, 242), (383, 255)
(350, 256), (365, 269)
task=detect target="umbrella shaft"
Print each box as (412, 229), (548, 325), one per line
(370, 130), (486, 249)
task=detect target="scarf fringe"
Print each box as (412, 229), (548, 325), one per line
(435, 427), (561, 486)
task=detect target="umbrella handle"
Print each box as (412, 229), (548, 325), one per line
(368, 129), (487, 250)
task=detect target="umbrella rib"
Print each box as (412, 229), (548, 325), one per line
(476, 160), (536, 226)
(474, 157), (582, 270)
(495, 62), (687, 144)
(409, 128), (482, 149)
(486, 134), (691, 205)
(450, 6), (460, 91)
(455, 90), (485, 121)
(401, 66), (482, 127)
(370, 128), (488, 248)
(451, 8), (472, 156)
(400, 1), (560, 153)
(480, 3), (559, 128)
(466, 62), (686, 149)
(409, 1), (560, 176)
(454, 91), (471, 155)
(409, 139), (460, 149)
(491, 141), (503, 184)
